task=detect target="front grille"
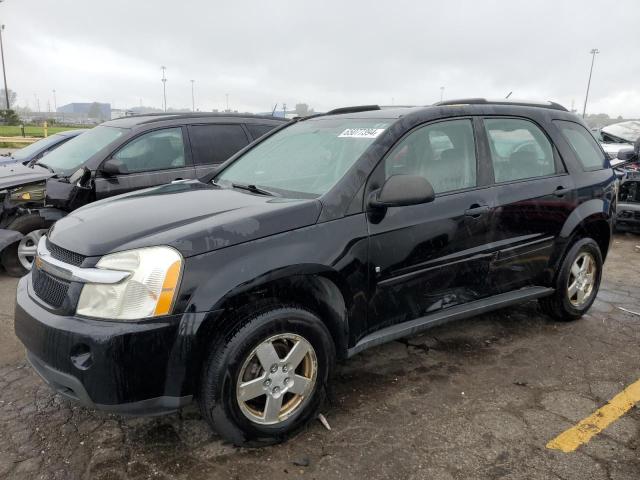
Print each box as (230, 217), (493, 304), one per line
(46, 239), (85, 267)
(32, 264), (70, 308)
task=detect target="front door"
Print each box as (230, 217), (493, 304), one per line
(366, 118), (496, 336)
(95, 127), (196, 199)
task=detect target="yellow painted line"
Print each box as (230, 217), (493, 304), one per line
(546, 379), (640, 452)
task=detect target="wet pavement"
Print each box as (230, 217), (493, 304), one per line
(1, 234), (639, 479)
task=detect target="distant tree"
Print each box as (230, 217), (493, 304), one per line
(0, 89), (17, 110)
(294, 103), (315, 117)
(1, 109), (21, 125)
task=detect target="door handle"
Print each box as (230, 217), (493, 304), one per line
(464, 205), (490, 218)
(553, 186), (570, 197)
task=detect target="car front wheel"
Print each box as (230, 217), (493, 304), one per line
(1, 214), (52, 277)
(199, 306), (335, 446)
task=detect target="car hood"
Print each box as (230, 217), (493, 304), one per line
(602, 121), (640, 144)
(0, 162), (54, 189)
(48, 180), (323, 258)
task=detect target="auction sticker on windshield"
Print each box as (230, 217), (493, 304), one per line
(338, 128), (386, 138)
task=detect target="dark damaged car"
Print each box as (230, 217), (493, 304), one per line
(15, 100), (616, 446)
(0, 113), (286, 276)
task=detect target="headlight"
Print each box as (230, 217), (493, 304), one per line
(76, 246), (183, 321)
(10, 183), (46, 202)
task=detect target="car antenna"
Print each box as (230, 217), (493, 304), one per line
(505, 91), (513, 99)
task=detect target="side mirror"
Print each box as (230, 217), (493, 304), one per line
(101, 158), (127, 176)
(617, 148), (637, 162)
(369, 175), (435, 209)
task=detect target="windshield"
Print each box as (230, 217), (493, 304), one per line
(38, 126), (126, 175)
(12, 134), (69, 161)
(602, 121), (640, 143)
(215, 118), (389, 198)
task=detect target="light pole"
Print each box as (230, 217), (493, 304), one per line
(440, 86), (445, 102)
(190, 79), (195, 112)
(582, 48), (599, 119)
(52, 89), (57, 111)
(0, 24), (9, 110)
(161, 66), (167, 112)
(225, 93), (229, 112)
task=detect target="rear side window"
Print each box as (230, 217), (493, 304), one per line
(246, 124), (277, 140)
(189, 124), (249, 165)
(484, 118), (556, 183)
(555, 120), (607, 170)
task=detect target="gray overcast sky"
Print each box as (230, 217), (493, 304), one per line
(3, 0), (640, 116)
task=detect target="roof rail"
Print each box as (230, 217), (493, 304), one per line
(123, 112), (288, 124)
(326, 105), (381, 115)
(433, 98), (569, 112)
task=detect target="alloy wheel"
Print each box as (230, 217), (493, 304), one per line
(236, 333), (318, 425)
(567, 252), (597, 307)
(17, 229), (47, 271)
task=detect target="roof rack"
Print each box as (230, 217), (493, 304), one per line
(326, 105), (381, 115)
(110, 112), (287, 124)
(433, 98), (568, 112)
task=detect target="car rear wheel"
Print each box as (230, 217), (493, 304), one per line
(539, 238), (603, 321)
(199, 306), (335, 446)
(1, 214), (52, 277)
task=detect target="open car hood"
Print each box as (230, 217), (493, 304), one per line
(0, 162), (54, 189)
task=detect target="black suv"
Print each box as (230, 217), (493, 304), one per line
(0, 114), (286, 276)
(15, 100), (615, 446)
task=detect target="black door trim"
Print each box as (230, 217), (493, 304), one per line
(348, 286), (554, 356)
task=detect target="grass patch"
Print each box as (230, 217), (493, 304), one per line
(0, 125), (88, 137)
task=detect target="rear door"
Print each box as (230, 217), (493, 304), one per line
(188, 123), (251, 177)
(480, 117), (575, 292)
(366, 118), (496, 333)
(94, 127), (196, 199)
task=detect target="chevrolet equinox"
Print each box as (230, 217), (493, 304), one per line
(15, 100), (616, 446)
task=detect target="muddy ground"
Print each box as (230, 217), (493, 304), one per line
(1, 234), (640, 479)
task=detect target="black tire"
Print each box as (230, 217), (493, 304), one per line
(539, 238), (603, 321)
(199, 306), (335, 447)
(1, 214), (52, 277)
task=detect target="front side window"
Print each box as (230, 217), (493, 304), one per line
(555, 120), (606, 170)
(384, 119), (477, 194)
(216, 118), (389, 198)
(113, 128), (185, 173)
(37, 126), (125, 176)
(485, 118), (556, 183)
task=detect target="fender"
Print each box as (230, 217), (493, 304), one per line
(0, 229), (23, 251)
(559, 198), (610, 239)
(37, 207), (67, 222)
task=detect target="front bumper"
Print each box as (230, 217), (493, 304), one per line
(14, 275), (197, 415)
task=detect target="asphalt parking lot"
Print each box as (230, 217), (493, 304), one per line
(0, 234), (639, 480)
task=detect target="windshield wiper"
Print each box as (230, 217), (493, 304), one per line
(34, 162), (55, 173)
(231, 183), (278, 197)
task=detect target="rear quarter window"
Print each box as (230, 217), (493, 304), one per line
(554, 120), (607, 171)
(246, 124), (278, 140)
